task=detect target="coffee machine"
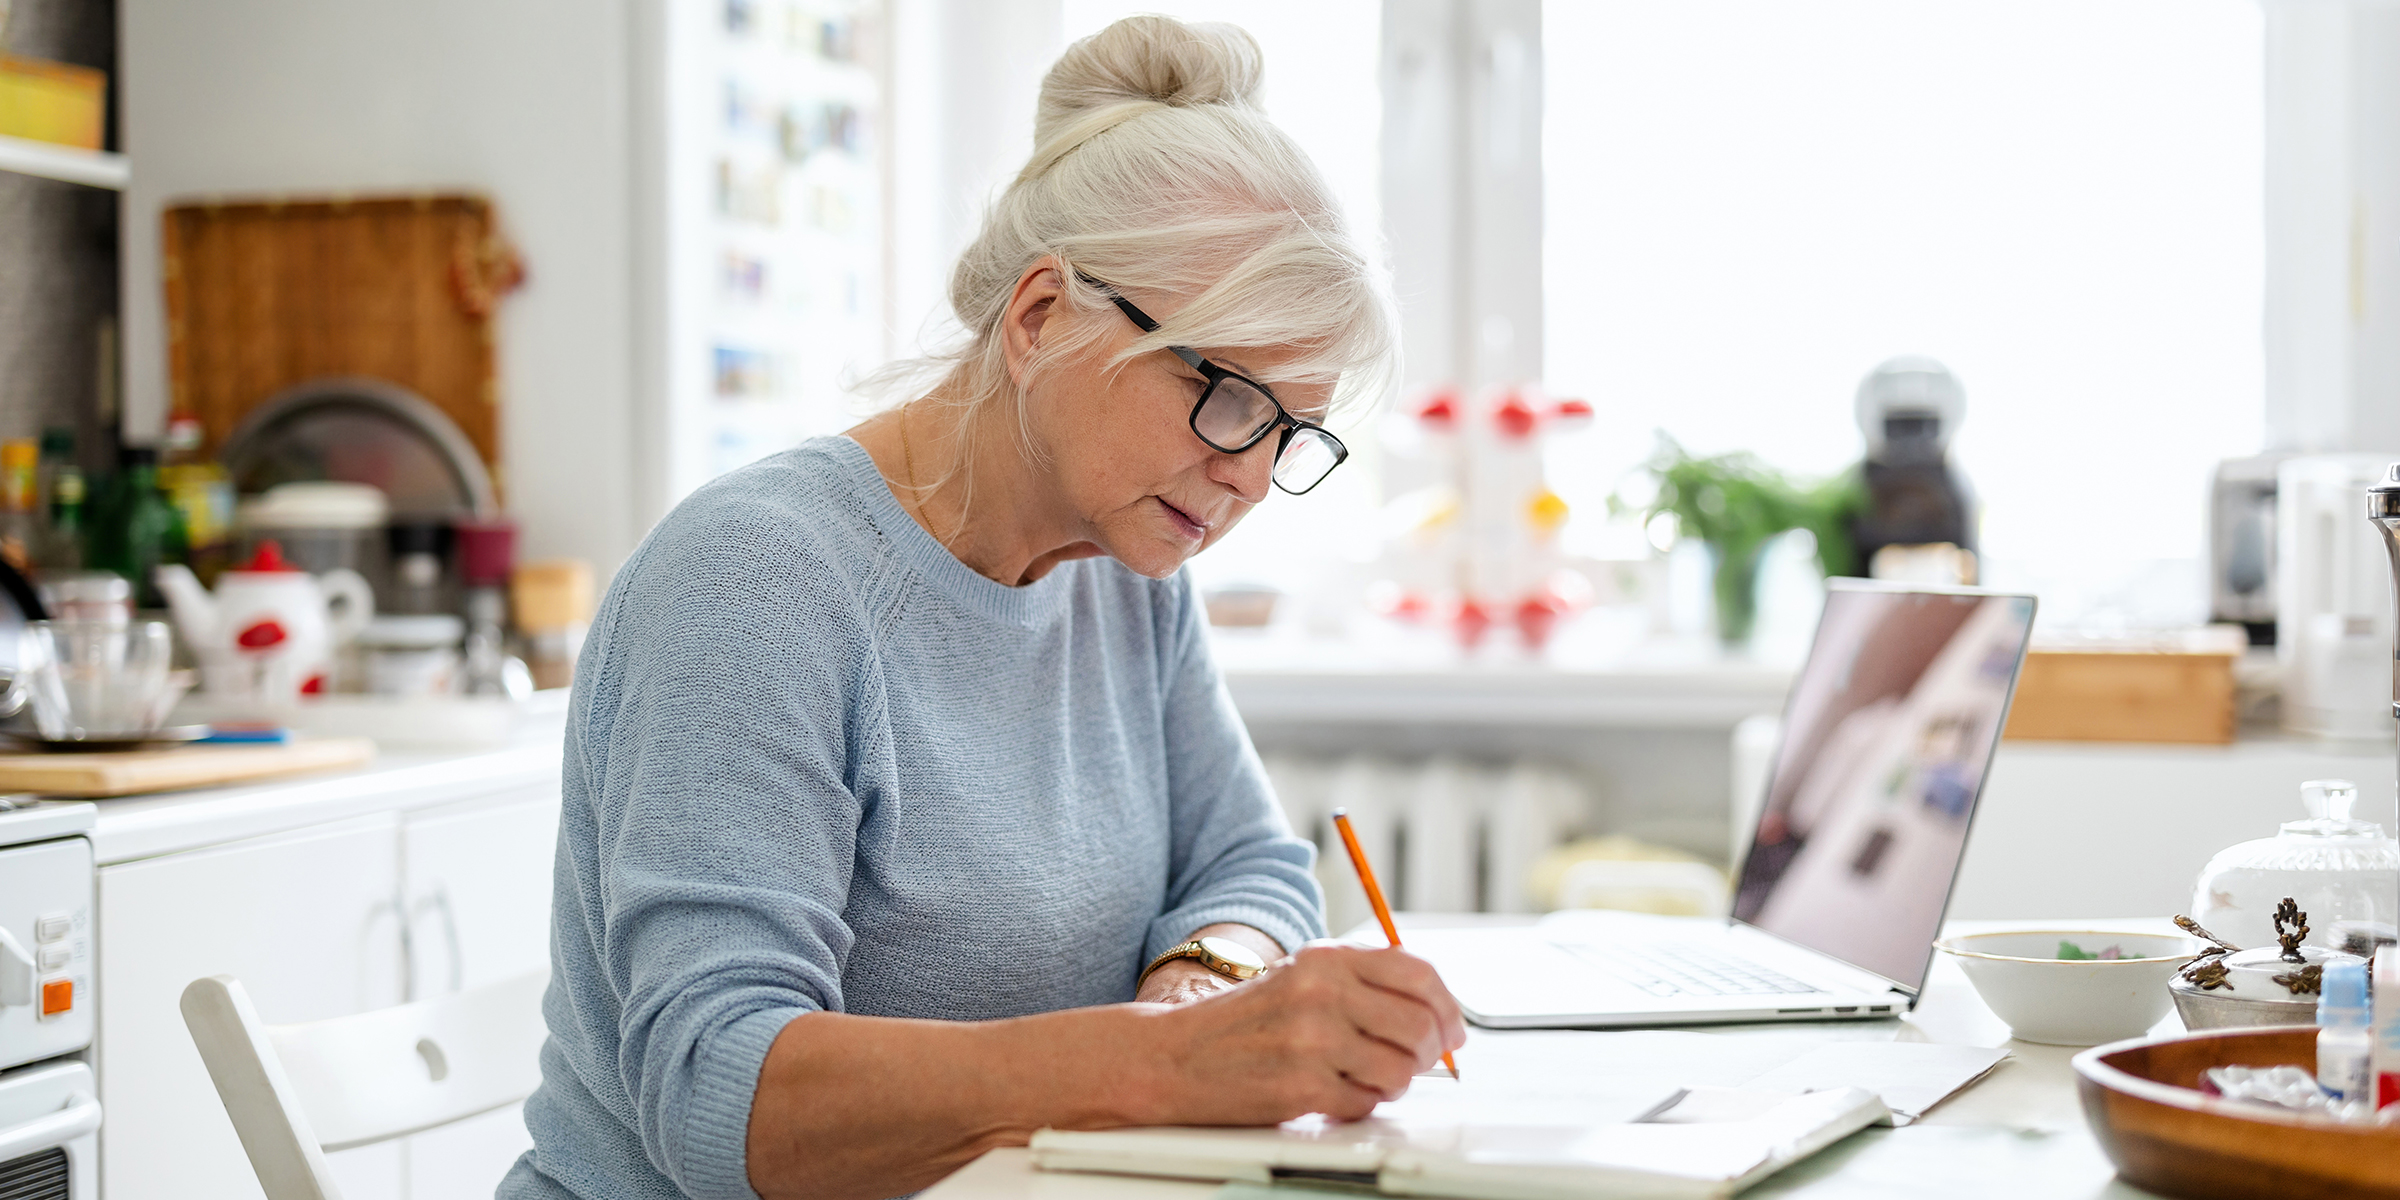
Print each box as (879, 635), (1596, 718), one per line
(1850, 357), (1978, 583)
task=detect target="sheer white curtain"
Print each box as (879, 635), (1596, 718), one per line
(1542, 0), (2265, 628)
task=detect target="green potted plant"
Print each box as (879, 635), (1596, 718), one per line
(1615, 438), (1864, 644)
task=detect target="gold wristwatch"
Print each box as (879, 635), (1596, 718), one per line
(1140, 936), (1268, 988)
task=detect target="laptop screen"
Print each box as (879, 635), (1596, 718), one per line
(1731, 582), (2036, 992)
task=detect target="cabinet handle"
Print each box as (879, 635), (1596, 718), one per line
(0, 1093), (99, 1161)
(367, 895), (415, 1003)
(408, 887), (464, 996)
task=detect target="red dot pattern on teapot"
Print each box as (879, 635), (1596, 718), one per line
(236, 619), (289, 650)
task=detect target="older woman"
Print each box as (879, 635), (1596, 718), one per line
(502, 16), (1464, 1200)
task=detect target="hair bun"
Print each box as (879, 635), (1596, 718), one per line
(1035, 16), (1264, 145)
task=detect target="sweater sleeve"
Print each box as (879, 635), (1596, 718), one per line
(1142, 572), (1327, 961)
(575, 504), (878, 1200)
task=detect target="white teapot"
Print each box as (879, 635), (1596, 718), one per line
(155, 541), (375, 701)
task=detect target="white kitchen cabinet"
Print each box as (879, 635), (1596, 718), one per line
(98, 813), (409, 1200)
(400, 789), (561, 997)
(94, 754), (566, 1200)
(397, 788), (562, 1196)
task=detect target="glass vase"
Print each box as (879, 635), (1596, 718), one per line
(1709, 537), (1770, 646)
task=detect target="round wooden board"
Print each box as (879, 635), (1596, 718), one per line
(2074, 1026), (2400, 1199)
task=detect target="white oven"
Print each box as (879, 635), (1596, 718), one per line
(0, 800), (97, 1200)
(0, 1060), (97, 1200)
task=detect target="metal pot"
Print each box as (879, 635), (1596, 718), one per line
(2166, 977), (2318, 1030)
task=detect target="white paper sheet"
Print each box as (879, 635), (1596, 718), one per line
(1433, 1029), (2007, 1126)
(1742, 1041), (2008, 1123)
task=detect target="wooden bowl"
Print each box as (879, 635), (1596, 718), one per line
(2073, 1026), (2400, 1199)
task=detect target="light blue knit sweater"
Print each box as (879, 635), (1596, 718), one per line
(498, 437), (1324, 1200)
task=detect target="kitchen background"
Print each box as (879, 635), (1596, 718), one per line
(0, 0), (2391, 912)
(2, 0), (2397, 910)
(6, 2), (2400, 1196)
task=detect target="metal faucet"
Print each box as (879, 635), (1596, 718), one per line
(2377, 463), (2400, 717)
(2374, 464), (2400, 817)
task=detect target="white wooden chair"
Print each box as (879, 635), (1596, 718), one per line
(179, 969), (549, 1200)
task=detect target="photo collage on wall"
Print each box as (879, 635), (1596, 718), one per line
(707, 0), (885, 477)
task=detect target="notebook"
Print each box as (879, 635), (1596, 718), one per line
(1030, 1086), (1885, 1199)
(1029, 1032), (2006, 1199)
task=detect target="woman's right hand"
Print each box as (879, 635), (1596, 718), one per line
(1134, 942), (1468, 1125)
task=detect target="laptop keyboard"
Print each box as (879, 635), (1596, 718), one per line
(1556, 941), (1825, 998)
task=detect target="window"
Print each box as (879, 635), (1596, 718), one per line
(1542, 0), (2265, 627)
(1052, 1), (1387, 594)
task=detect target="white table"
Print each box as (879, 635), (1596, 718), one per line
(923, 918), (2186, 1199)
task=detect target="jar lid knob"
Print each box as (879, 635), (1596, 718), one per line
(2301, 779), (2357, 822)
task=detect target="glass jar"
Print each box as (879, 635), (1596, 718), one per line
(2191, 779), (2400, 953)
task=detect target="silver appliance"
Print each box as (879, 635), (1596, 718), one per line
(0, 800), (98, 1200)
(2209, 453), (2292, 643)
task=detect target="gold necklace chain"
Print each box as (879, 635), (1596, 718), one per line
(896, 406), (944, 545)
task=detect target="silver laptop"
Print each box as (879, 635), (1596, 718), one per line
(1409, 580), (2037, 1028)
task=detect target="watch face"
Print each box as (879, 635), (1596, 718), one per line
(1197, 936), (1267, 973)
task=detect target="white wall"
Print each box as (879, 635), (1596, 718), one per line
(2262, 0), (2400, 456)
(121, 0), (642, 578)
(886, 0), (1061, 357)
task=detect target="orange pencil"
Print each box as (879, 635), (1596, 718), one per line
(1330, 808), (1460, 1082)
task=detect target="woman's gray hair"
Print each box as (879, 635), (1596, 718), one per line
(878, 15), (1400, 451)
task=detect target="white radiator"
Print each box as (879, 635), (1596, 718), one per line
(1260, 755), (1585, 937)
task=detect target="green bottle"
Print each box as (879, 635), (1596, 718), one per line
(87, 446), (188, 608)
(45, 466), (84, 571)
(37, 427), (82, 571)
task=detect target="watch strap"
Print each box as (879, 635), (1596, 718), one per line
(1138, 938), (1263, 989)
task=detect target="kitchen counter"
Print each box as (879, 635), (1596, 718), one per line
(88, 732), (565, 866)
(1213, 628), (1797, 729)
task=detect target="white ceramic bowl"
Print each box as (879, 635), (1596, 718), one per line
(1934, 931), (2197, 1046)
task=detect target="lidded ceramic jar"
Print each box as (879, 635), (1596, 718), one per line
(2190, 779), (2399, 953)
(2167, 938), (2370, 1029)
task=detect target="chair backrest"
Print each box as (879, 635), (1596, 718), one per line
(181, 969), (548, 1200)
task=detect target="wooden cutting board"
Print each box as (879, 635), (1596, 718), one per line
(0, 737), (377, 797)
(159, 193), (521, 485)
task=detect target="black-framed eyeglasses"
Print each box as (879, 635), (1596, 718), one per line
(1080, 273), (1349, 495)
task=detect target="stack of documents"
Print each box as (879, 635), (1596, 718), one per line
(1030, 1031), (2006, 1199)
